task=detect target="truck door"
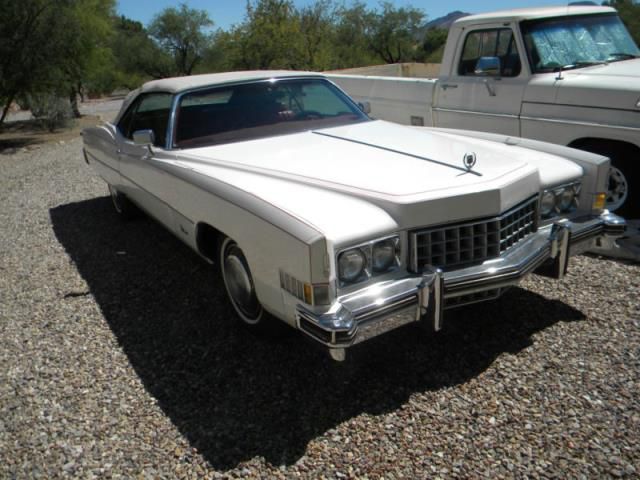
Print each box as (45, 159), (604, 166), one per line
(434, 25), (528, 136)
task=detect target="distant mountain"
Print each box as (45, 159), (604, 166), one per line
(423, 11), (471, 31)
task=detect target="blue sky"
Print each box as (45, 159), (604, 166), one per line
(116, 0), (572, 29)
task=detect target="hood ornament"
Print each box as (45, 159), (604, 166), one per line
(463, 152), (477, 171)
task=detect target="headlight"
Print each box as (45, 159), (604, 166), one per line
(338, 249), (366, 283)
(372, 238), (399, 272)
(557, 188), (576, 211)
(337, 235), (401, 286)
(540, 182), (580, 219)
(540, 190), (556, 217)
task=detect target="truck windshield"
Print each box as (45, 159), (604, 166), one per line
(521, 14), (639, 73)
(174, 78), (369, 148)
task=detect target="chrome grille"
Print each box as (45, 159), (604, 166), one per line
(411, 196), (538, 271)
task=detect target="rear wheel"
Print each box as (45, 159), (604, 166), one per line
(108, 184), (139, 220)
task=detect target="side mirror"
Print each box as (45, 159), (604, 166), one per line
(132, 129), (155, 146)
(358, 101), (371, 114)
(474, 56), (501, 76)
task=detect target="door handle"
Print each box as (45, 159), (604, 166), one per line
(441, 84), (458, 90)
(484, 79), (496, 97)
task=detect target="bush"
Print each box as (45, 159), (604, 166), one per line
(27, 94), (73, 132)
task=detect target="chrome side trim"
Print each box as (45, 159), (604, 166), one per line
(520, 115), (640, 134)
(433, 107), (519, 120)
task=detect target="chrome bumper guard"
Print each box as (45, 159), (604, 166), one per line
(296, 212), (626, 360)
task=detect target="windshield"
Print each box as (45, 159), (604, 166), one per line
(521, 14), (639, 73)
(174, 78), (368, 148)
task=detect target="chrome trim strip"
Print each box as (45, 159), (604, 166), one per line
(433, 107), (519, 120)
(312, 130), (483, 177)
(520, 115), (640, 134)
(86, 151), (119, 175)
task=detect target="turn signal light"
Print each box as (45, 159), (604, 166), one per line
(593, 192), (606, 211)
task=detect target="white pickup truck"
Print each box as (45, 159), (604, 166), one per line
(328, 5), (640, 217)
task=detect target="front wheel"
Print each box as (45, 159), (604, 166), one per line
(219, 236), (273, 331)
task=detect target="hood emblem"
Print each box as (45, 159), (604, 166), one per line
(463, 152), (477, 170)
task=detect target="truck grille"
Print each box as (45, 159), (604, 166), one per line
(411, 196), (538, 271)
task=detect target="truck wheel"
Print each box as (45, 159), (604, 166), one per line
(219, 236), (280, 335)
(570, 141), (638, 218)
(606, 164), (629, 213)
(108, 184), (139, 220)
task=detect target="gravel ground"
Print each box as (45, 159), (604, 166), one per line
(1, 131), (639, 479)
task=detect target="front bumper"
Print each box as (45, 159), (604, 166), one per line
(296, 212), (626, 360)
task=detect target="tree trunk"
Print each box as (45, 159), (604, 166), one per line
(0, 94), (16, 126)
(69, 87), (81, 118)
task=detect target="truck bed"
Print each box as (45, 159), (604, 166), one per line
(327, 74), (437, 127)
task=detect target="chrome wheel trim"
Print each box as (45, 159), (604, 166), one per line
(108, 185), (124, 214)
(220, 238), (263, 325)
(606, 166), (628, 212)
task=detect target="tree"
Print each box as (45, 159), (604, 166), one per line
(59, 0), (117, 115)
(0, 0), (68, 124)
(225, 0), (303, 70)
(111, 16), (174, 83)
(419, 27), (449, 63)
(366, 2), (425, 64)
(332, 1), (377, 68)
(297, 0), (336, 70)
(149, 3), (214, 76)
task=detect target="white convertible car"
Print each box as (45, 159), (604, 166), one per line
(82, 71), (626, 361)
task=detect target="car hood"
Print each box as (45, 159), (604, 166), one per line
(179, 120), (533, 198)
(556, 59), (640, 111)
(169, 121), (584, 246)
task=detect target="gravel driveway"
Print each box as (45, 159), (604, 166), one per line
(1, 133), (639, 478)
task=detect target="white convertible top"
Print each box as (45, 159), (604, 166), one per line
(141, 70), (323, 94)
(115, 70), (325, 124)
(454, 5), (615, 26)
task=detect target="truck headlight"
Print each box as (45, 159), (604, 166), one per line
(540, 182), (581, 220)
(337, 235), (401, 286)
(338, 249), (366, 283)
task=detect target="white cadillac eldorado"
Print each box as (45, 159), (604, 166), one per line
(82, 71), (626, 361)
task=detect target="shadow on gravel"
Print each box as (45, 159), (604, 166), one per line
(50, 197), (586, 470)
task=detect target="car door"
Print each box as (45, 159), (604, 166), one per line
(115, 92), (175, 227)
(434, 25), (528, 136)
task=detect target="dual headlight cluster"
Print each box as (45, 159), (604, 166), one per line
(540, 182), (581, 220)
(337, 236), (400, 285)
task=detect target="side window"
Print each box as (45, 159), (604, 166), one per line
(458, 28), (522, 77)
(120, 93), (173, 147)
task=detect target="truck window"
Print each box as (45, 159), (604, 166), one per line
(458, 28), (522, 77)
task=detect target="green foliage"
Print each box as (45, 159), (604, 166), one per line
(603, 1), (640, 45)
(366, 2), (425, 64)
(332, 2), (378, 68)
(225, 0), (304, 70)
(0, 0), (68, 122)
(26, 93), (73, 131)
(148, 3), (214, 76)
(111, 16), (173, 83)
(419, 28), (449, 63)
